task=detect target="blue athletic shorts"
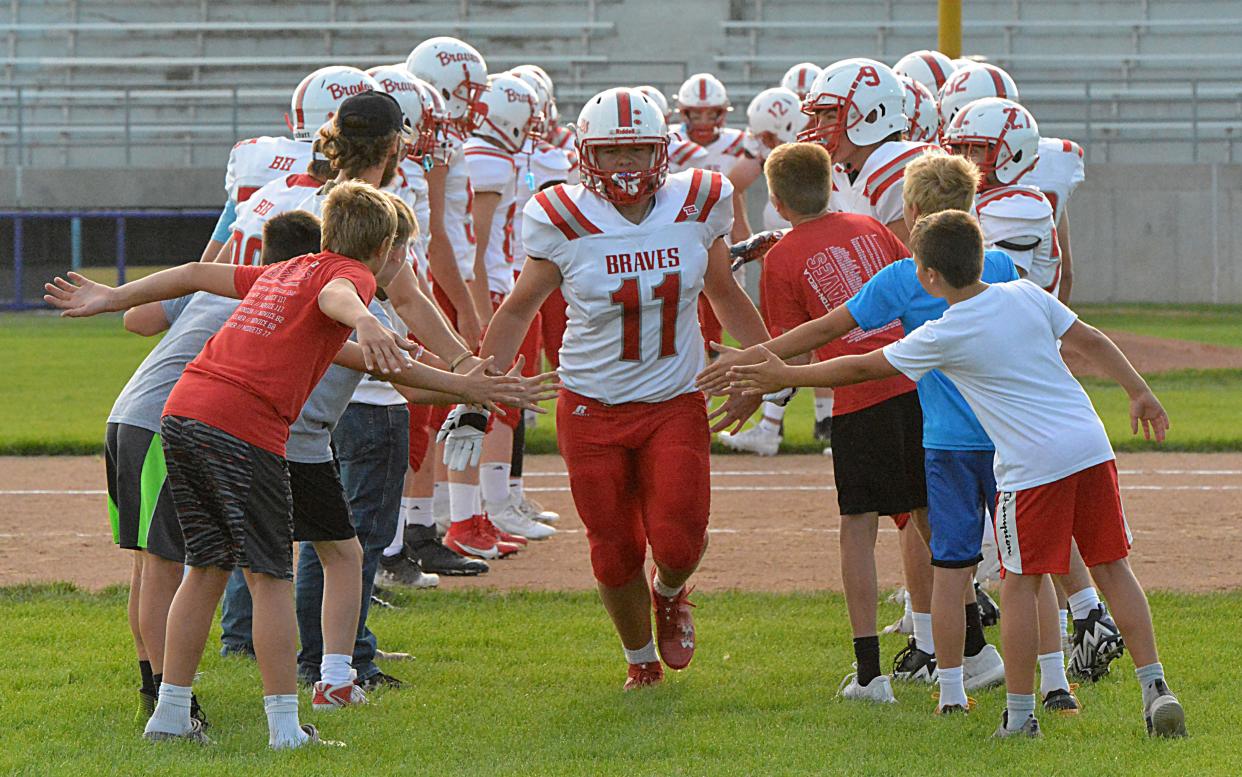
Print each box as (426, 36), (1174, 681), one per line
(925, 448), (996, 568)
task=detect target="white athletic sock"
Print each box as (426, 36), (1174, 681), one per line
(652, 574), (683, 599)
(405, 497), (435, 528)
(757, 402), (786, 433)
(1039, 651), (1070, 696)
(912, 611), (934, 655)
(937, 665), (967, 708)
(432, 482), (450, 520)
(623, 639), (659, 665)
(1005, 693), (1037, 730)
(480, 463), (511, 507)
(383, 503), (409, 557)
(813, 395), (834, 422)
(449, 482), (481, 523)
(903, 592), (914, 623)
(1136, 662), (1167, 708)
(1059, 609), (1070, 643)
(144, 682), (192, 736)
(509, 477), (524, 504)
(320, 653), (353, 687)
(1067, 587), (1102, 620)
(264, 693), (309, 750)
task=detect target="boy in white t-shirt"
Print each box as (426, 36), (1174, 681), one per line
(725, 210), (1186, 740)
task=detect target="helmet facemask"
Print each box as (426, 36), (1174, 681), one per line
(450, 68), (490, 133)
(680, 107), (727, 145)
(580, 141), (668, 206)
(798, 99), (849, 156)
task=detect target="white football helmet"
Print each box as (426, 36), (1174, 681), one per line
(675, 73), (731, 144)
(898, 75), (940, 143)
(508, 66), (551, 139)
(289, 66), (380, 142)
(938, 62), (1018, 128)
(635, 85), (671, 121)
(893, 50), (957, 94)
(799, 58), (905, 154)
(576, 87), (669, 205)
(943, 97), (1040, 185)
(367, 65), (445, 162)
(516, 64), (557, 124)
(476, 73), (537, 154)
(747, 87), (802, 146)
(780, 62), (823, 100)
(406, 37), (489, 131)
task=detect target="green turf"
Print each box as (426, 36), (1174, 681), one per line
(3, 309), (1242, 454)
(0, 583), (1233, 775)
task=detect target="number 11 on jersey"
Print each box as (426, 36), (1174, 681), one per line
(610, 272), (681, 362)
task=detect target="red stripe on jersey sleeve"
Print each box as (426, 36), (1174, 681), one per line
(976, 187), (1049, 209)
(864, 145), (933, 197)
(867, 170), (904, 207)
(696, 171), (725, 223)
(533, 190), (578, 241)
(237, 186), (260, 203)
(723, 133), (746, 156)
(675, 168), (706, 222)
(553, 185), (603, 236)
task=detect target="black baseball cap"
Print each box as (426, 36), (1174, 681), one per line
(337, 91), (405, 137)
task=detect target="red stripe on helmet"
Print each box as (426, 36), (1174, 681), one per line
(699, 78), (708, 101)
(986, 66), (1008, 97)
(293, 76), (313, 132)
(617, 90), (632, 128)
(798, 68), (808, 90)
(920, 54), (948, 90)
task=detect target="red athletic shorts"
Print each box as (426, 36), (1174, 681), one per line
(698, 294), (722, 351)
(407, 402), (432, 472)
(539, 286), (568, 369)
(993, 460), (1132, 576)
(514, 270), (542, 379)
(556, 388), (711, 588)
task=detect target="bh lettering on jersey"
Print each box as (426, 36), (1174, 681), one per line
(605, 247), (680, 275)
(252, 198), (275, 217)
(268, 156), (296, 172)
(801, 233), (900, 343)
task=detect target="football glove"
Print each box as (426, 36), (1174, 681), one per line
(729, 229), (786, 272)
(437, 405), (489, 471)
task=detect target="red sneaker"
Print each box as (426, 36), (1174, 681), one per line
(444, 516), (501, 559)
(624, 661), (665, 691)
(651, 567), (697, 670)
(481, 514), (528, 547)
(312, 680), (368, 710)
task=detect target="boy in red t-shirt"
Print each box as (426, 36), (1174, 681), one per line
(45, 181), (413, 749)
(705, 142), (927, 703)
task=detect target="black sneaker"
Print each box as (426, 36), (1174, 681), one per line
(892, 636), (938, 683)
(405, 523), (489, 576)
(813, 416), (832, 443)
(357, 670), (404, 692)
(1068, 603), (1125, 681)
(976, 583), (1000, 627)
(1042, 687), (1081, 716)
(378, 549), (440, 589)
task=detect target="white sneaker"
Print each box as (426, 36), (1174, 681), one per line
(963, 644), (1006, 690)
(515, 496), (559, 524)
(838, 672), (897, 703)
(717, 425), (781, 456)
(487, 502), (557, 540)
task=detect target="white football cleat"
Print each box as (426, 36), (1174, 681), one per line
(487, 502), (557, 540)
(964, 644), (1006, 691)
(515, 496), (559, 524)
(717, 425), (781, 456)
(838, 672), (897, 703)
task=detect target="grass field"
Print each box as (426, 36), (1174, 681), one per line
(3, 304), (1241, 454)
(0, 583), (1235, 775)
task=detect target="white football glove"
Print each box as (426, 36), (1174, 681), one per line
(437, 405), (489, 471)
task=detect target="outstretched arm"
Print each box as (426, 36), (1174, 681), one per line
(44, 264), (241, 317)
(1060, 320), (1168, 441)
(728, 347), (899, 395)
(318, 278), (417, 375)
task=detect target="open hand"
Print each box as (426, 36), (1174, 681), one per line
(356, 316), (419, 374)
(707, 391), (763, 435)
(504, 357), (562, 412)
(43, 272), (116, 317)
(1130, 389), (1170, 443)
(696, 341), (766, 395)
(725, 346), (795, 397)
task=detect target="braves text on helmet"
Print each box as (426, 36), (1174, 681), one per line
(893, 50), (957, 94)
(943, 97), (1040, 186)
(747, 87), (802, 146)
(798, 58), (905, 155)
(367, 64), (445, 162)
(576, 87), (669, 205)
(508, 66), (552, 140)
(937, 62), (1019, 130)
(476, 73), (538, 154)
(289, 66), (380, 141)
(406, 36), (490, 132)
(780, 62), (823, 100)
(898, 75), (941, 143)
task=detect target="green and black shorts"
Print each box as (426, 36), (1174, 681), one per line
(105, 422), (185, 563)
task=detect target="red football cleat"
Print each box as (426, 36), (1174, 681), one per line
(651, 566), (697, 670)
(444, 515), (518, 559)
(624, 661), (665, 691)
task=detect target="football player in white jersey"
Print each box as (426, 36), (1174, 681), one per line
(201, 67), (378, 263)
(1023, 136), (1085, 304)
(637, 85), (710, 173)
(728, 87), (802, 241)
(222, 144), (332, 266)
(469, 87), (770, 690)
(801, 58), (939, 245)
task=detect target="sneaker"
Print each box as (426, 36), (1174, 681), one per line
(139, 688), (209, 727)
(444, 515), (509, 559)
(717, 424), (781, 456)
(488, 501), (557, 540)
(623, 661), (665, 691)
(220, 641), (256, 659)
(514, 496), (559, 524)
(312, 679), (368, 710)
(405, 524), (489, 575)
(992, 710), (1041, 739)
(963, 645), (1006, 691)
(881, 589), (913, 636)
(480, 514), (527, 549)
(975, 583), (1000, 627)
(144, 717), (211, 745)
(837, 672), (897, 703)
(1068, 604), (1125, 682)
(375, 649), (412, 661)
(892, 637), (938, 683)
(1145, 679), (1187, 738)
(651, 567), (696, 670)
(377, 551), (440, 589)
(1043, 686), (1081, 716)
(274, 724), (345, 750)
(813, 415), (832, 443)
(935, 696), (976, 715)
(357, 670), (405, 692)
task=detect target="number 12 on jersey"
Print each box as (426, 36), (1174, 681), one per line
(610, 272), (681, 362)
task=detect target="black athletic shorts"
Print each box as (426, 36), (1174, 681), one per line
(830, 390), (928, 517)
(160, 415), (295, 580)
(289, 460), (356, 542)
(104, 422), (185, 562)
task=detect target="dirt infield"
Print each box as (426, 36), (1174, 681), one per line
(1066, 330), (1242, 378)
(2, 452), (1239, 593)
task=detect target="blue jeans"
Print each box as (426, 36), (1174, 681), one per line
(295, 402), (408, 682)
(219, 567), (253, 655)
